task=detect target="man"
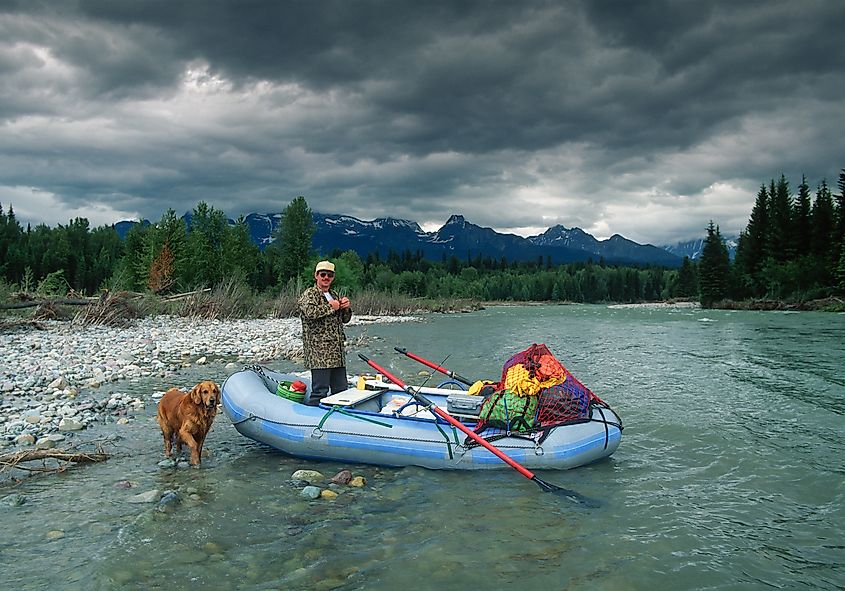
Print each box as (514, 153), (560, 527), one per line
(298, 260), (352, 405)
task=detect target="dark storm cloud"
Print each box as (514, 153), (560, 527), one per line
(1, 0), (843, 244)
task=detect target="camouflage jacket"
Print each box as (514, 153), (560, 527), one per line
(298, 285), (352, 369)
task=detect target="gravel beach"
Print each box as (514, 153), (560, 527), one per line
(0, 314), (412, 449)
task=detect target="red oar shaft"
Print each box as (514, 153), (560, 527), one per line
(360, 354), (534, 480)
(394, 347), (475, 386)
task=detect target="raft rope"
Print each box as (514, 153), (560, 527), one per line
(317, 405), (394, 429)
(233, 410), (472, 450)
(596, 405), (610, 450)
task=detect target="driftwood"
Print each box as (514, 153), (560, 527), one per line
(0, 448), (110, 475)
(0, 298), (98, 310)
(0, 288), (206, 309)
(162, 288), (212, 301)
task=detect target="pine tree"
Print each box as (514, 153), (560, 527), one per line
(836, 241), (845, 295)
(699, 221), (730, 308)
(675, 256), (698, 297)
(274, 196), (315, 285)
(185, 202), (228, 286)
(148, 242), (175, 293)
(767, 174), (793, 262)
(156, 209), (188, 286)
(834, 168), (845, 263)
(222, 215), (261, 286)
(794, 175), (812, 257)
(734, 183), (769, 296)
(810, 181), (835, 261)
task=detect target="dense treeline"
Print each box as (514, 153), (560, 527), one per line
(698, 169), (845, 306)
(2, 168), (843, 307)
(0, 198), (690, 303)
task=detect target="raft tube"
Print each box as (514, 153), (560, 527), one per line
(221, 367), (622, 470)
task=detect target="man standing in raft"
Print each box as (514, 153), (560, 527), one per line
(298, 260), (352, 405)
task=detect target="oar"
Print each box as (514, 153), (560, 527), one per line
(394, 346), (475, 386)
(358, 353), (594, 503)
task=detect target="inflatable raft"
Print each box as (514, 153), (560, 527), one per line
(221, 366), (622, 470)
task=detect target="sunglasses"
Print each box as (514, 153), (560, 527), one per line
(317, 271), (335, 278)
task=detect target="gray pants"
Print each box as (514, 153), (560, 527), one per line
(305, 367), (348, 406)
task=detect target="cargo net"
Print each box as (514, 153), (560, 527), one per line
(472, 343), (610, 441)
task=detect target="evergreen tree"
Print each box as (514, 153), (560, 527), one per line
(810, 181), (835, 262)
(116, 221), (153, 290)
(794, 174), (812, 257)
(734, 183), (769, 295)
(675, 256), (698, 297)
(156, 209), (188, 287)
(185, 202), (228, 286)
(87, 225), (123, 292)
(0, 203), (25, 283)
(835, 168), (845, 261)
(767, 174), (793, 261)
(273, 196), (315, 286)
(699, 221), (730, 308)
(836, 240), (845, 294)
(222, 215), (261, 286)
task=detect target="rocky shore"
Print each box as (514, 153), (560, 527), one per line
(0, 314), (411, 449)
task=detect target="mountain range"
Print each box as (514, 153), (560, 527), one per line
(115, 212), (737, 268)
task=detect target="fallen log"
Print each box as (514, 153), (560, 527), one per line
(0, 298), (97, 310)
(162, 288), (212, 301)
(0, 448), (110, 473)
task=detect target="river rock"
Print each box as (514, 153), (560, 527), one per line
(320, 489), (339, 500)
(48, 376), (68, 390)
(58, 418), (83, 431)
(349, 476), (366, 487)
(46, 530), (65, 540)
(2, 494), (26, 507)
(127, 489), (161, 503)
(300, 486), (321, 499)
(35, 438), (56, 450)
(330, 469), (353, 485)
(157, 490), (182, 512)
(15, 434), (35, 446)
(292, 469), (324, 483)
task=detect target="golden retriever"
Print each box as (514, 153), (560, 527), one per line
(156, 380), (220, 466)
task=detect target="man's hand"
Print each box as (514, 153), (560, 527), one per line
(339, 296), (350, 310)
(329, 299), (341, 311)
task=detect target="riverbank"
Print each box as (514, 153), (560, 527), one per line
(715, 296), (845, 312)
(0, 314), (415, 450)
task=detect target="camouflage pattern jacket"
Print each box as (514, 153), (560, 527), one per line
(298, 285), (352, 369)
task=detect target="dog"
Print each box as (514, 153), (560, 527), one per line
(156, 380), (220, 466)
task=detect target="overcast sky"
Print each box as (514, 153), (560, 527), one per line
(1, 0), (843, 245)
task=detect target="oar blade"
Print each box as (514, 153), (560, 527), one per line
(532, 476), (601, 507)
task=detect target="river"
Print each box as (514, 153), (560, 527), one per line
(2, 304), (843, 590)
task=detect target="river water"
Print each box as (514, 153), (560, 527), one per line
(2, 305), (843, 591)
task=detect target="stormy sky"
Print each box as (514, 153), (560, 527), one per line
(1, 0), (843, 245)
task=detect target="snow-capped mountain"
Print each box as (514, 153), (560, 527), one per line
(115, 211), (686, 267)
(660, 235), (739, 260)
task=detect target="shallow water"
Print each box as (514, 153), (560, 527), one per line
(2, 305), (843, 590)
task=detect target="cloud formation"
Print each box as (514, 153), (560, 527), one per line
(1, 0), (843, 244)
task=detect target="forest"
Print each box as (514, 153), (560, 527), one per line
(1, 169), (843, 309)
